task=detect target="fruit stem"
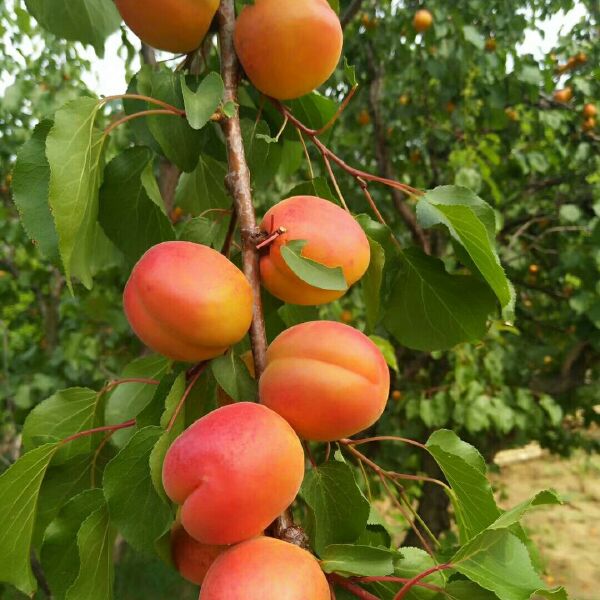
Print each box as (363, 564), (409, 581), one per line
(60, 419), (136, 445)
(328, 573), (382, 600)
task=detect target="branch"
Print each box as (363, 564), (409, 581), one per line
(329, 574), (381, 600)
(217, 0), (298, 541)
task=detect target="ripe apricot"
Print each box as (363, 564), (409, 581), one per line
(340, 309), (354, 324)
(234, 0), (343, 100)
(583, 103), (597, 118)
(583, 117), (597, 131)
(259, 196), (370, 305)
(392, 390), (403, 402)
(485, 37), (497, 52)
(171, 524), (226, 585)
(115, 0), (219, 53)
(505, 108), (519, 121)
(123, 241), (253, 362)
(576, 51), (588, 64)
(260, 321), (390, 441)
(529, 264), (539, 274)
(553, 87), (573, 103)
(162, 402), (304, 545)
(413, 9), (433, 33)
(200, 537), (329, 600)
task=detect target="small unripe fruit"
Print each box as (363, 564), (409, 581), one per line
(413, 9), (433, 33)
(171, 524), (226, 585)
(259, 196), (371, 305)
(358, 109), (371, 126)
(392, 390), (403, 401)
(505, 108), (519, 121)
(234, 0), (343, 100)
(543, 355), (553, 365)
(553, 87), (573, 103)
(529, 264), (539, 274)
(170, 206), (184, 223)
(115, 0), (219, 53)
(340, 310), (353, 324)
(163, 403), (305, 545)
(485, 37), (497, 52)
(200, 537), (330, 600)
(124, 242), (253, 362)
(260, 321), (390, 441)
(399, 94), (410, 106)
(583, 103), (597, 118)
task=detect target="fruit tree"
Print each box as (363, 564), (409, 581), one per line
(0, 0), (598, 599)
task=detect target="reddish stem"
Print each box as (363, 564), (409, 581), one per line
(314, 85), (359, 136)
(101, 378), (160, 395)
(61, 419), (136, 445)
(393, 564), (453, 600)
(352, 576), (445, 593)
(342, 436), (427, 451)
(104, 109), (181, 137)
(166, 364), (207, 433)
(256, 227), (287, 250)
(328, 574), (381, 600)
(102, 93), (186, 116)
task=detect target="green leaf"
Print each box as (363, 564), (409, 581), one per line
(369, 335), (398, 372)
(301, 461), (370, 555)
(65, 503), (116, 600)
(99, 147), (174, 265)
(286, 177), (337, 203)
(23, 0), (121, 52)
(175, 155), (230, 214)
(281, 240), (348, 292)
(12, 120), (59, 260)
(417, 186), (512, 308)
(444, 581), (499, 600)
(426, 430), (500, 543)
(178, 215), (230, 250)
(320, 545), (397, 577)
(104, 355), (170, 447)
(181, 72), (224, 130)
(0, 444), (59, 594)
(489, 490), (562, 531)
(384, 248), (497, 352)
(103, 427), (173, 553)
(452, 529), (565, 600)
(46, 97), (106, 289)
(463, 25), (485, 49)
(22, 387), (103, 465)
(363, 236), (385, 331)
(211, 352), (258, 402)
(144, 67), (203, 172)
(393, 547), (446, 600)
(41, 489), (105, 600)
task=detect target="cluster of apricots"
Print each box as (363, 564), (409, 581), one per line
(555, 51), (588, 75)
(582, 102), (597, 132)
(123, 195), (390, 596)
(116, 0), (343, 101)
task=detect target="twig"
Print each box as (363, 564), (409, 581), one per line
(61, 419), (136, 445)
(329, 574), (381, 600)
(166, 364), (206, 433)
(392, 564), (452, 600)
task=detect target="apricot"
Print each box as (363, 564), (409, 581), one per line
(200, 537), (330, 600)
(171, 524), (226, 585)
(358, 109), (371, 126)
(583, 117), (596, 131)
(399, 94), (410, 106)
(123, 241), (253, 363)
(162, 402), (304, 545)
(553, 87), (573, 103)
(485, 37), (497, 52)
(234, 0), (343, 100)
(115, 0), (219, 53)
(259, 196), (370, 305)
(260, 321), (390, 441)
(583, 103), (597, 118)
(413, 9), (433, 33)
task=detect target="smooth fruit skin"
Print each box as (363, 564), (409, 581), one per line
(413, 9), (433, 33)
(553, 87), (573, 103)
(162, 403), (305, 545)
(259, 196), (370, 305)
(583, 103), (597, 118)
(234, 0), (343, 100)
(260, 321), (390, 441)
(123, 241), (253, 362)
(115, 0), (219, 53)
(200, 537), (330, 600)
(171, 524), (226, 586)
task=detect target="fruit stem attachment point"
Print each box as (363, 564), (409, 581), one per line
(256, 227), (287, 250)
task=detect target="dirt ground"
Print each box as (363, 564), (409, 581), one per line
(491, 449), (600, 600)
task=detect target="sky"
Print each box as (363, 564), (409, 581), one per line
(0, 3), (589, 98)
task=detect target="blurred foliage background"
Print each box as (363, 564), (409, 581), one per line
(1, 0), (598, 597)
